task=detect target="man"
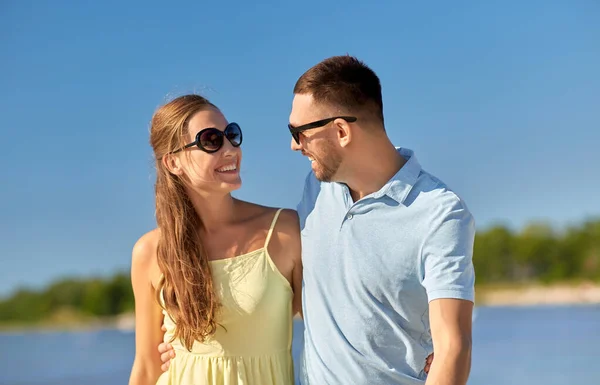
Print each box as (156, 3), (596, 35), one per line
(160, 55), (475, 385)
(289, 55), (474, 385)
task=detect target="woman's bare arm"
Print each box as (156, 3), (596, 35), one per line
(129, 231), (165, 385)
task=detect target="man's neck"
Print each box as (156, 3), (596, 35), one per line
(343, 143), (406, 202)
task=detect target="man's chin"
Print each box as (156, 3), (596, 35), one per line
(311, 162), (324, 180)
(313, 165), (335, 182)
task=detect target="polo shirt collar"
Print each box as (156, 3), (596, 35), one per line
(371, 147), (421, 204)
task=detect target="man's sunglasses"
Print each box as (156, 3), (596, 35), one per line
(172, 122), (243, 154)
(288, 116), (357, 144)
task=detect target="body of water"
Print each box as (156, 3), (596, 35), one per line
(1, 305), (598, 384)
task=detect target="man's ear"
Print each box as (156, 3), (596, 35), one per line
(335, 118), (352, 148)
(162, 153), (184, 176)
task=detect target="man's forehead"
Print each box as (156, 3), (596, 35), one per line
(289, 93), (326, 125)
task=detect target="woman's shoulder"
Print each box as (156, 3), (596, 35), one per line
(236, 200), (298, 228)
(131, 228), (161, 277)
(234, 200), (298, 237)
(269, 209), (300, 252)
(274, 209), (299, 232)
(133, 228), (160, 255)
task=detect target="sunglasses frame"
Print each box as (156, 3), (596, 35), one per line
(172, 122), (243, 154)
(288, 116), (357, 144)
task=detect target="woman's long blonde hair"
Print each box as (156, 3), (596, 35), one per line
(150, 94), (220, 350)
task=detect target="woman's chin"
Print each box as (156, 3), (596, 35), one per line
(221, 178), (242, 192)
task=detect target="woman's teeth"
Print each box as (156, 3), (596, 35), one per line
(216, 164), (237, 172)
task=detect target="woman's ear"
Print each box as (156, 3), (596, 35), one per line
(162, 153), (184, 176)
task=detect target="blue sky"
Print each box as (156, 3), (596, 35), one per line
(1, 1), (598, 296)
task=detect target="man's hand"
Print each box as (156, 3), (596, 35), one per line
(158, 324), (175, 372)
(424, 353), (434, 374)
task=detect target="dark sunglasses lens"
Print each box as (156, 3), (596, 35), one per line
(199, 129), (224, 152)
(225, 123), (242, 147)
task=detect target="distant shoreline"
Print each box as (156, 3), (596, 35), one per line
(475, 281), (600, 307)
(0, 312), (135, 334)
(2, 281), (598, 334)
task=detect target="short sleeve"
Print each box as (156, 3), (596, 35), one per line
(421, 198), (476, 303)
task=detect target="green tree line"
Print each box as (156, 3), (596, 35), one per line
(1, 219), (599, 324)
(0, 272), (135, 324)
(473, 219), (600, 283)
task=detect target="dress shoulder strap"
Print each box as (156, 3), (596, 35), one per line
(264, 208), (283, 248)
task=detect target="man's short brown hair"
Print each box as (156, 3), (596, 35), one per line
(294, 55), (384, 124)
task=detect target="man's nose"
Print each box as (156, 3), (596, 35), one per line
(290, 137), (303, 152)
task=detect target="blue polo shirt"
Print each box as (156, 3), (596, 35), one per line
(297, 148), (475, 385)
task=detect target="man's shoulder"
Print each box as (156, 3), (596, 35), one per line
(394, 147), (468, 211)
(410, 168), (472, 221)
(415, 168), (462, 201)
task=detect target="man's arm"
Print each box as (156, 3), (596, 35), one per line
(425, 299), (473, 385)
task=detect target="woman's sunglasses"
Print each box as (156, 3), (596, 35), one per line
(172, 122), (243, 154)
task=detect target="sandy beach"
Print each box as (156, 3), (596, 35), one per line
(476, 281), (600, 306)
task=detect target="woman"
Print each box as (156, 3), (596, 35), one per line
(128, 94), (302, 385)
